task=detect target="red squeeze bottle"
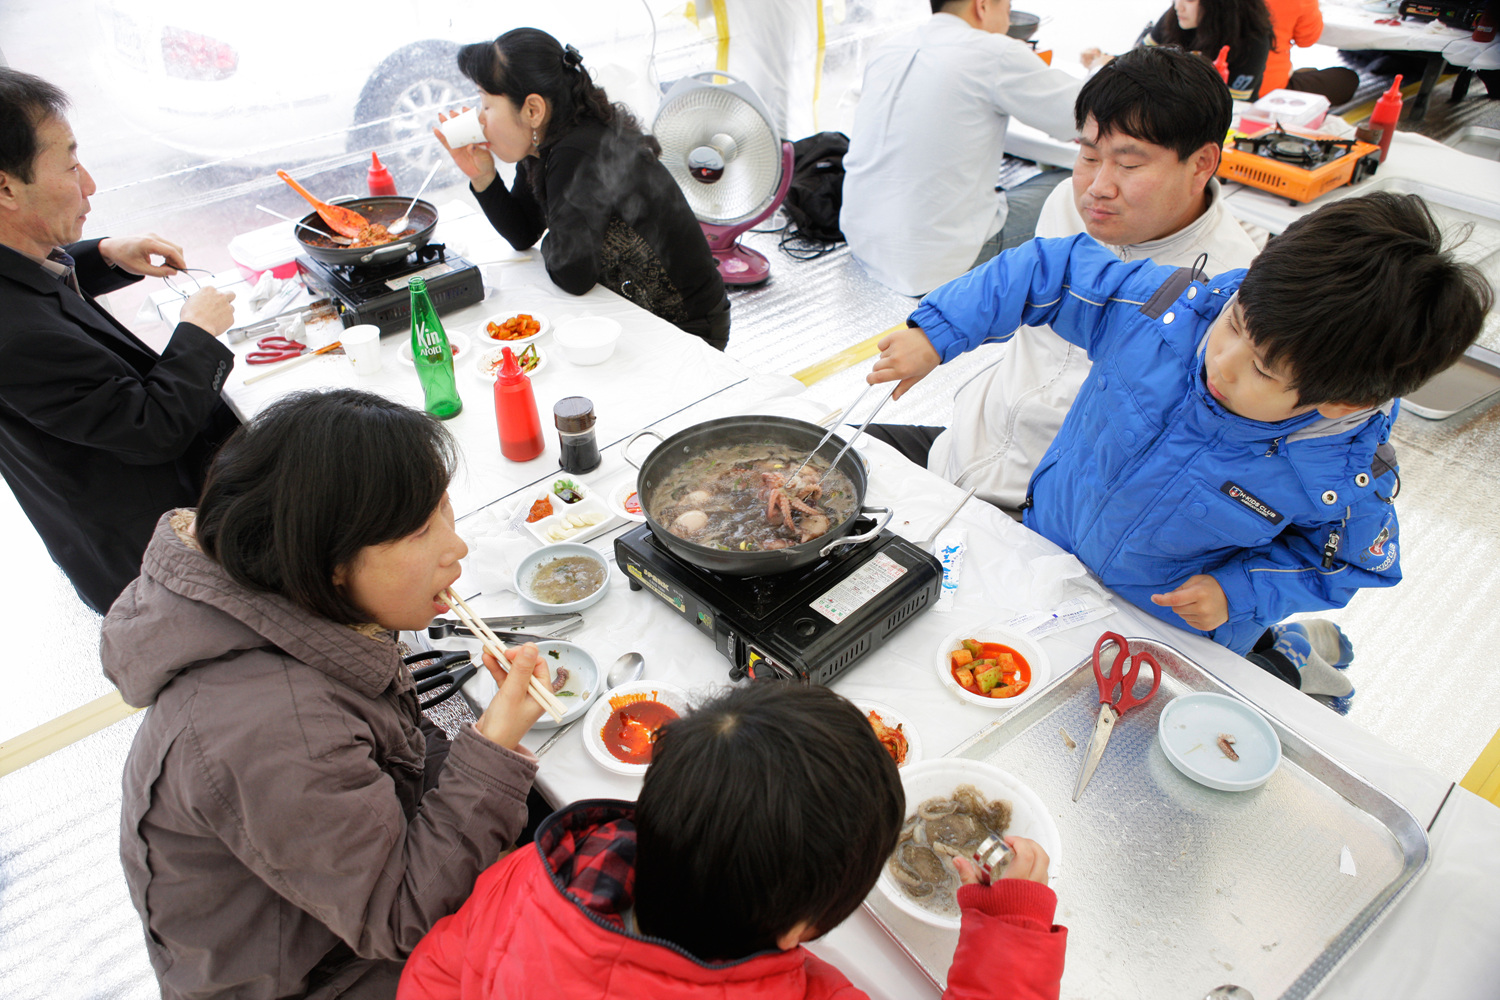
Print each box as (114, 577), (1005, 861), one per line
(1368, 75), (1404, 163)
(367, 152), (397, 196)
(1213, 45), (1231, 84)
(493, 347), (545, 461)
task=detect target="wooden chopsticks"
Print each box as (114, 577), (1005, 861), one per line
(442, 588), (567, 722)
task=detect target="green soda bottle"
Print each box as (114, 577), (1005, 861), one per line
(409, 277), (462, 420)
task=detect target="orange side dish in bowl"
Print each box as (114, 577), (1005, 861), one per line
(950, 639), (1031, 699)
(486, 314), (542, 341)
(600, 691), (680, 765)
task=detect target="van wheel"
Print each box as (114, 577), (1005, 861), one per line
(351, 41), (470, 178)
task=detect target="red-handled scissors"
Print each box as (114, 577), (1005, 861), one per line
(246, 336), (308, 365)
(1071, 632), (1162, 801)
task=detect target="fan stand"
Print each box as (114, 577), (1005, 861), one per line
(699, 142), (795, 287)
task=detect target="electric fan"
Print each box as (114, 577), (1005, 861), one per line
(653, 72), (795, 286)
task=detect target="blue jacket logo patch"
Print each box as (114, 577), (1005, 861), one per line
(1220, 482), (1283, 524)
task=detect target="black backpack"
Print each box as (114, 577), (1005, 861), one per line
(781, 131), (849, 245)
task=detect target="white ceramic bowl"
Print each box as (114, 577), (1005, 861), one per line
(397, 330), (471, 366)
(528, 639), (603, 730)
(554, 316), (622, 366)
(934, 625), (1051, 709)
(477, 310), (551, 348)
(852, 699), (922, 768)
(875, 758), (1062, 929)
(475, 343), (547, 381)
(608, 481), (647, 522)
(513, 542), (611, 612)
(582, 679), (692, 776)
(1157, 692), (1282, 791)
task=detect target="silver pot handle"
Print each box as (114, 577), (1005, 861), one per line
(622, 429), (665, 470)
(360, 242), (416, 265)
(819, 506), (892, 558)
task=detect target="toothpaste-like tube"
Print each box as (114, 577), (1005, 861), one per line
(933, 528), (967, 611)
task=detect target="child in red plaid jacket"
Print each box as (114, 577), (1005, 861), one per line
(398, 684), (1068, 999)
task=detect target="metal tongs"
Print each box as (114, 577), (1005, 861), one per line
(427, 612), (584, 643)
(788, 382), (898, 486)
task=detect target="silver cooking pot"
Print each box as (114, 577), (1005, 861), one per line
(623, 415), (892, 576)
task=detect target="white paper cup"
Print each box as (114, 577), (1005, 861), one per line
(342, 324), (383, 375)
(437, 108), (486, 148)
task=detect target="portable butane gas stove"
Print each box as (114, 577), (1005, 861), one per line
(297, 242), (484, 334)
(615, 521), (941, 685)
(1217, 126), (1381, 203)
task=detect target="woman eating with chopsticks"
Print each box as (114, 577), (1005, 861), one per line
(103, 388), (549, 1000)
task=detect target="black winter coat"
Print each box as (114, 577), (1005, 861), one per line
(0, 239), (239, 612)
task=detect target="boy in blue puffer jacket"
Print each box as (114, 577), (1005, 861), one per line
(869, 192), (1491, 661)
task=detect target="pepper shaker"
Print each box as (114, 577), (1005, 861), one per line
(554, 396), (600, 473)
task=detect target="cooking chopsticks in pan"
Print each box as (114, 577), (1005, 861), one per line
(442, 588), (567, 722)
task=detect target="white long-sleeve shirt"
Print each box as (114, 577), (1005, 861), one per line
(839, 13), (1081, 296)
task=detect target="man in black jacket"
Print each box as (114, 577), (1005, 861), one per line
(0, 69), (240, 613)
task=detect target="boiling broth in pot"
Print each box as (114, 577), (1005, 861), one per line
(649, 443), (857, 551)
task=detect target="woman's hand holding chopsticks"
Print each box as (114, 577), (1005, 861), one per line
(442, 587), (569, 725)
(474, 643), (552, 750)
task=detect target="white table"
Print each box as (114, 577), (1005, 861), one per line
(174, 200), (758, 519)
(1318, 0), (1498, 117)
(432, 393), (1500, 1000)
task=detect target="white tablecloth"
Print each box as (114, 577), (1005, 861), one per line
(433, 398), (1500, 999)
(204, 201), (757, 518)
(1319, 0), (1498, 66)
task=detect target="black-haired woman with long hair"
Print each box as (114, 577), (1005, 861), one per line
(105, 389), (551, 999)
(437, 28), (731, 349)
(1147, 0), (1275, 101)
(1083, 0), (1276, 102)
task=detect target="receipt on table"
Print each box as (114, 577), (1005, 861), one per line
(1005, 595), (1113, 638)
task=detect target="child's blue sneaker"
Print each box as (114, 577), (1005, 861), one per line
(1276, 620), (1354, 669)
(1269, 627), (1354, 698)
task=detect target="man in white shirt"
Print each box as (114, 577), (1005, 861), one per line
(839, 0), (1080, 297)
(867, 45), (1261, 511)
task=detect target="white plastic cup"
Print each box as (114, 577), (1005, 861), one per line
(437, 108), (486, 148)
(342, 324), (383, 375)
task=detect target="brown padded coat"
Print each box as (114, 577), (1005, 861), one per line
(103, 513), (537, 1000)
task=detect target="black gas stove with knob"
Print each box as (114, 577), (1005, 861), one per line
(296, 242), (484, 334)
(614, 521), (941, 685)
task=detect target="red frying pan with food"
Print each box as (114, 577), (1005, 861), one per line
(277, 170), (370, 238)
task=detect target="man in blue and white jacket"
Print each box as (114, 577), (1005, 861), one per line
(870, 192), (1490, 655)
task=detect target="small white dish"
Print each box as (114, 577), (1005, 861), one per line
(513, 542), (611, 612)
(875, 758), (1062, 929)
(397, 330), (471, 366)
(475, 343), (547, 380)
(521, 493), (617, 547)
(583, 680), (692, 776)
(554, 316), (621, 365)
(608, 481), (647, 523)
(852, 699), (922, 768)
(527, 639), (603, 731)
(1157, 692), (1282, 792)
(477, 310), (551, 348)
(935, 626), (1051, 709)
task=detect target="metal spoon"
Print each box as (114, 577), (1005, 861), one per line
(255, 204), (353, 245)
(534, 651), (646, 758)
(388, 160), (444, 236)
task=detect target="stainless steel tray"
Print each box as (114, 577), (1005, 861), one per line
(863, 637), (1429, 1000)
